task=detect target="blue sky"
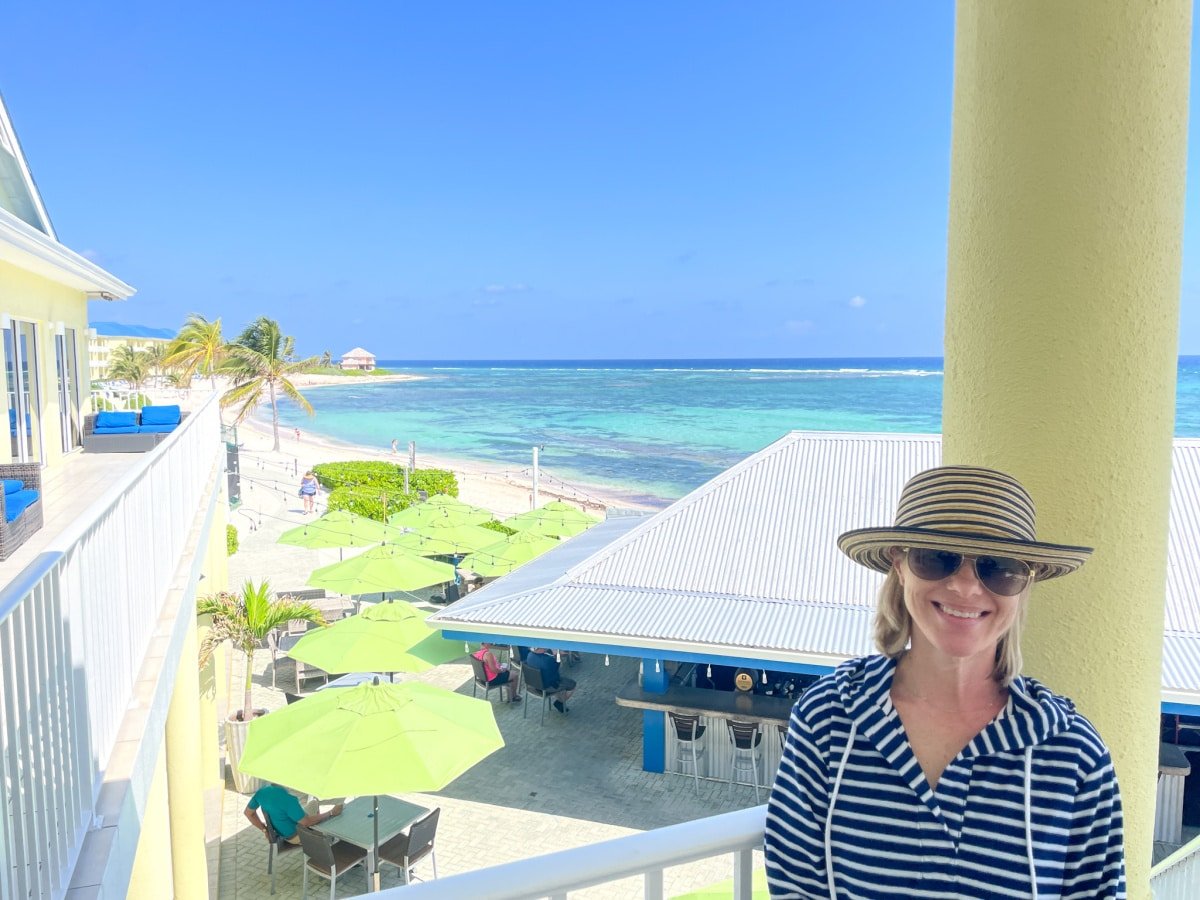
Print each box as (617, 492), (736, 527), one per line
(2, 4), (1196, 358)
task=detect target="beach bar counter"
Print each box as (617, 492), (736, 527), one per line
(615, 661), (811, 792)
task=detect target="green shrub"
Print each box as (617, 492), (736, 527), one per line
(226, 524), (239, 556)
(314, 461), (459, 522)
(92, 397), (118, 411)
(125, 393), (152, 410)
(480, 519), (516, 536)
(409, 469), (458, 497)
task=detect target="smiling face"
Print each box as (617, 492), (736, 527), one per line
(892, 547), (1026, 671)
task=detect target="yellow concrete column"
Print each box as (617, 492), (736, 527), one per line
(166, 615), (210, 899)
(943, 3), (1191, 894)
(128, 741), (173, 899)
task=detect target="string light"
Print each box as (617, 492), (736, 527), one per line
(604, 655), (609, 666)
(654, 659), (660, 673)
(706, 664), (712, 678)
(762, 670), (767, 684)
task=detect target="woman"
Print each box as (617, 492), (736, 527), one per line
(298, 470), (318, 514)
(473, 642), (521, 702)
(764, 466), (1125, 899)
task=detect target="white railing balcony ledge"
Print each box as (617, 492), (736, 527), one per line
(386, 804), (767, 900)
(1150, 832), (1200, 899)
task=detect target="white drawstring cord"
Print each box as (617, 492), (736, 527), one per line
(1024, 746), (1038, 899)
(825, 720), (857, 899)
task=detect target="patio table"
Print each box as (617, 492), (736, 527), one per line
(314, 795), (430, 890)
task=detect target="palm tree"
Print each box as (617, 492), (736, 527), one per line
(220, 317), (317, 450)
(320, 349), (333, 368)
(142, 342), (170, 386)
(166, 314), (225, 388)
(106, 344), (149, 389)
(197, 579), (325, 722)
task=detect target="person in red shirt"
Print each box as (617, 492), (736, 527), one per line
(472, 642), (521, 702)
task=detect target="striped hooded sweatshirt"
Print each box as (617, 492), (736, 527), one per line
(764, 655), (1125, 899)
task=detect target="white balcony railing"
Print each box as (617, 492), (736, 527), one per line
(384, 804), (766, 900)
(0, 393), (221, 899)
(1151, 833), (1200, 899)
(376, 795), (1196, 900)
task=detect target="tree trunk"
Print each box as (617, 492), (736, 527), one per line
(269, 380), (280, 451)
(242, 649), (255, 723)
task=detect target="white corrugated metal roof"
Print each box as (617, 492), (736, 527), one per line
(432, 431), (1200, 701)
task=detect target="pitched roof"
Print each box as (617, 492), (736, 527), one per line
(341, 347), (375, 359)
(431, 432), (1200, 703)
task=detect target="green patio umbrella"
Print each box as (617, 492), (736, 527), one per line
(408, 518), (503, 553)
(387, 495), (494, 529)
(459, 530), (561, 577)
(671, 868), (769, 899)
(306, 545), (456, 598)
(384, 530), (465, 557)
(278, 509), (400, 550)
(238, 680), (503, 889)
(287, 600), (463, 675)
(504, 500), (601, 538)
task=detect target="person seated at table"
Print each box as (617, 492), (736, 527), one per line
(526, 647), (577, 714)
(472, 641), (521, 702)
(244, 783), (344, 844)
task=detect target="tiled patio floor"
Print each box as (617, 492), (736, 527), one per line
(215, 648), (764, 899)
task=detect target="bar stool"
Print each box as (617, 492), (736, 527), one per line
(668, 712), (707, 794)
(726, 719), (763, 802)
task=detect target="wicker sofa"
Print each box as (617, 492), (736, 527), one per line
(82, 406), (189, 453)
(0, 462), (43, 561)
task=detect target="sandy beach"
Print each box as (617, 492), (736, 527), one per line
(161, 374), (662, 519)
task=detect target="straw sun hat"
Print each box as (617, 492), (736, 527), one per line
(836, 465), (1093, 582)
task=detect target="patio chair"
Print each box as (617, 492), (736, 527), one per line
(520, 663), (562, 726)
(726, 719), (764, 803)
(296, 825), (368, 900)
(378, 806), (440, 885)
(668, 712), (707, 795)
(469, 655), (504, 703)
(263, 818), (300, 895)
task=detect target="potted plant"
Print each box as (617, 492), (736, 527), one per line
(198, 578), (325, 793)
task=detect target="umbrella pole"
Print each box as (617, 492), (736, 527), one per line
(373, 794), (381, 891)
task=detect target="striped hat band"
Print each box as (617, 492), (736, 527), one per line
(837, 465), (1093, 582)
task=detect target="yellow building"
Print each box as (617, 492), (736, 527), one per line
(87, 324), (175, 385)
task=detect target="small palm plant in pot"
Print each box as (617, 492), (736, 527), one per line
(198, 578), (325, 791)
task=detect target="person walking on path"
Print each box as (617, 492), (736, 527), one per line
(764, 465), (1125, 899)
(298, 470), (319, 515)
(391, 438), (399, 454)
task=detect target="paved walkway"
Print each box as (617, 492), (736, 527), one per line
(215, 446), (764, 898)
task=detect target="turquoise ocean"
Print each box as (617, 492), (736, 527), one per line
(274, 357), (1200, 507)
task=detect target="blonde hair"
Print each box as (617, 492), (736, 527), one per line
(873, 566), (1028, 687)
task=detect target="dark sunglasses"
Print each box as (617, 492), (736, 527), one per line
(903, 548), (1033, 597)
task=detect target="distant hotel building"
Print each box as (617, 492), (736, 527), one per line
(87, 321), (175, 384)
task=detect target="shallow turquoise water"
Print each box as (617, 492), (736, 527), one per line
(273, 357), (1200, 504)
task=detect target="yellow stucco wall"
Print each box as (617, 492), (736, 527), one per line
(0, 259), (91, 467)
(943, 3), (1191, 895)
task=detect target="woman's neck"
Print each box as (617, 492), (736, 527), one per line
(891, 647), (1004, 713)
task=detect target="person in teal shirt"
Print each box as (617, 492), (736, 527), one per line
(244, 783), (343, 843)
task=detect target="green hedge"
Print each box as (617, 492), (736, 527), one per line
(480, 519), (517, 536)
(314, 461), (459, 522)
(226, 524), (239, 556)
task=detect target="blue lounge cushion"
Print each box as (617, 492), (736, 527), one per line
(3, 479), (22, 495)
(5, 489), (38, 523)
(94, 425), (139, 435)
(136, 424), (177, 434)
(96, 410), (137, 428)
(139, 405), (181, 426)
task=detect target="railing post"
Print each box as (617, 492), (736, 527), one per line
(732, 847), (754, 900)
(644, 867), (664, 900)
